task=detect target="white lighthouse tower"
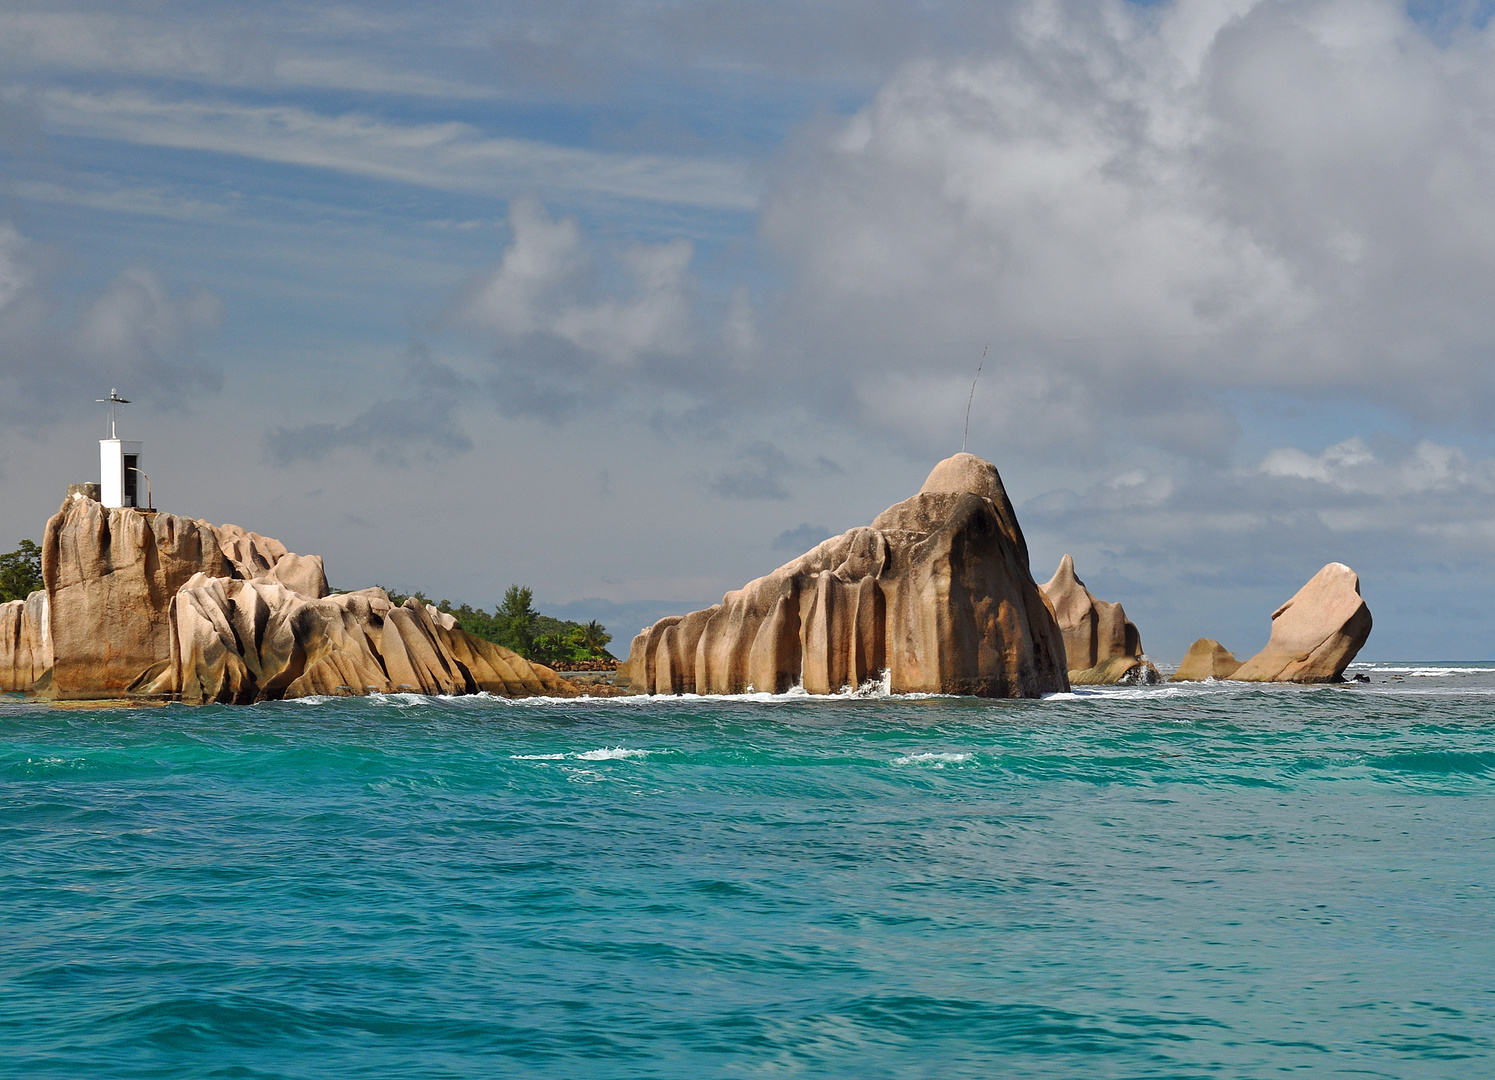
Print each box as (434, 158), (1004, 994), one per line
(97, 389), (146, 509)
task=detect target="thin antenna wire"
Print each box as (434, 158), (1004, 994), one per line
(962, 345), (988, 454)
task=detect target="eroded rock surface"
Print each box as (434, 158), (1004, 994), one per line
(1039, 554), (1153, 684)
(1170, 638), (1242, 682)
(172, 583), (576, 704)
(31, 496), (579, 702)
(622, 453), (1069, 698)
(0, 591), (51, 693)
(1232, 563), (1372, 683)
(45, 499), (234, 698)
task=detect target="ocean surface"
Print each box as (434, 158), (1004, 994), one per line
(3, 663), (1495, 1078)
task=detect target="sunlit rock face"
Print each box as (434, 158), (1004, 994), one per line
(622, 453), (1070, 699)
(0, 591), (50, 693)
(33, 496), (577, 702)
(171, 584), (576, 704)
(1232, 563), (1372, 683)
(44, 499), (234, 698)
(1039, 554), (1157, 685)
(1170, 639), (1242, 682)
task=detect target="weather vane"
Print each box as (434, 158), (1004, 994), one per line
(96, 388), (131, 439)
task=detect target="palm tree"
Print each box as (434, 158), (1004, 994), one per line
(581, 620), (612, 656)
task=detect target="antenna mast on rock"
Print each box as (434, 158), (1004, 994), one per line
(962, 346), (988, 454)
(96, 388), (130, 439)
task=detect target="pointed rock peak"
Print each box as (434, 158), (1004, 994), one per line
(919, 453), (1008, 503)
(1043, 553), (1082, 594)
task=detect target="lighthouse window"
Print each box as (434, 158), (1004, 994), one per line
(123, 455), (138, 507)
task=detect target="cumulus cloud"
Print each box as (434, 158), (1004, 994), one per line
(461, 198), (695, 363)
(0, 221), (222, 423)
(1025, 434), (1495, 599)
(447, 197), (732, 424)
(759, 0), (1495, 458)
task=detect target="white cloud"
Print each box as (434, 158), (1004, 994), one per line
(461, 198), (695, 366)
(38, 89), (759, 211)
(1259, 437), (1495, 498)
(0, 221), (223, 421)
(75, 268), (224, 383)
(760, 0), (1495, 455)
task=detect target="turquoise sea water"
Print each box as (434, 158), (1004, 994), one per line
(3, 664), (1495, 1078)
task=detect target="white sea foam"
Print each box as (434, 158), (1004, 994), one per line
(510, 753), (568, 760)
(575, 747), (650, 761)
(1356, 666), (1493, 677)
(893, 751), (973, 766)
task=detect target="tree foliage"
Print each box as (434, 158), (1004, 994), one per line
(373, 580), (612, 663)
(0, 540), (42, 603)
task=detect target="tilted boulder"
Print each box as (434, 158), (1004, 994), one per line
(1232, 563), (1372, 683)
(1170, 638), (1242, 682)
(1039, 554), (1157, 684)
(622, 453), (1069, 698)
(0, 591), (51, 693)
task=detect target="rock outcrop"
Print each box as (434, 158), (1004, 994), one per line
(215, 523), (329, 599)
(28, 495), (579, 702)
(171, 580), (575, 704)
(1038, 555), (1157, 684)
(0, 591), (51, 693)
(45, 499), (234, 698)
(1169, 638), (1242, 682)
(621, 453), (1069, 698)
(1232, 563), (1372, 683)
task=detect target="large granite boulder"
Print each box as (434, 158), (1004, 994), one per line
(44, 499), (234, 698)
(1039, 554), (1157, 684)
(171, 581), (576, 704)
(35, 495), (578, 702)
(1232, 563), (1372, 683)
(1169, 638), (1242, 682)
(622, 453), (1069, 698)
(0, 591), (51, 693)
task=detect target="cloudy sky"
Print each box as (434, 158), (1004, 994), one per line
(4, 0), (1495, 660)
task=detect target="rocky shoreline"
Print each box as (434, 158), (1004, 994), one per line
(1, 452), (1373, 703)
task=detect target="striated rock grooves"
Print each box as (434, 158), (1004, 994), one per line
(0, 591), (51, 693)
(622, 453), (1069, 698)
(172, 580), (575, 704)
(1039, 554), (1157, 684)
(30, 494), (578, 702)
(1232, 563), (1372, 683)
(45, 498), (234, 698)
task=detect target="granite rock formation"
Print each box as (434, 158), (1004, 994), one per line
(45, 497), (234, 698)
(1169, 638), (1242, 682)
(621, 453), (1069, 698)
(216, 523), (329, 599)
(1232, 563), (1372, 683)
(1039, 555), (1157, 684)
(0, 591), (51, 693)
(172, 580), (574, 704)
(26, 493), (578, 702)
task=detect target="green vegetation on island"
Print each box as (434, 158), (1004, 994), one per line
(0, 540), (42, 603)
(378, 583), (613, 665)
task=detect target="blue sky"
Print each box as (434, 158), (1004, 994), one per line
(5, 0), (1495, 660)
